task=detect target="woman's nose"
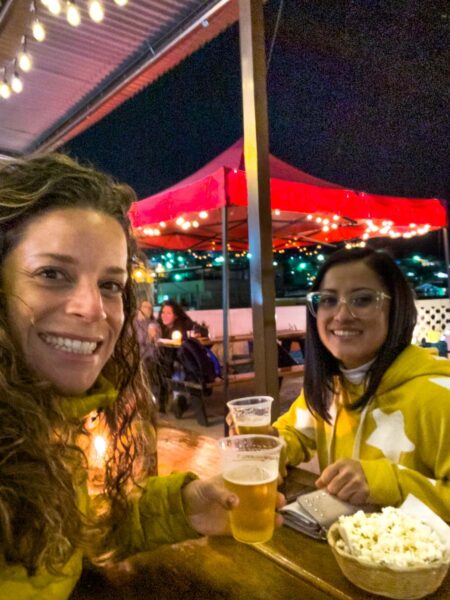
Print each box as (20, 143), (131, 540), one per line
(333, 299), (353, 319)
(66, 282), (107, 321)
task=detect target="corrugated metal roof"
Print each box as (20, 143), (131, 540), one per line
(0, 0), (237, 155)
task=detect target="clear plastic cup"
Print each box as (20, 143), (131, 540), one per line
(217, 434), (282, 544)
(227, 396), (274, 435)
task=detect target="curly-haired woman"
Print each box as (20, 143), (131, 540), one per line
(0, 153), (284, 598)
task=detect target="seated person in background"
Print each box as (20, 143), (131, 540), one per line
(158, 299), (205, 339)
(133, 299), (162, 407)
(273, 247), (450, 522)
(134, 299), (160, 354)
(0, 153), (286, 598)
(156, 300), (210, 412)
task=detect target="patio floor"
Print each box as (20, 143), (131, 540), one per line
(156, 374), (303, 440)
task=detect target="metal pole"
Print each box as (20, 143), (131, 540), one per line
(239, 0), (279, 415)
(222, 205), (230, 434)
(443, 228), (450, 300)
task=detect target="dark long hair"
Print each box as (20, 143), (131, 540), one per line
(303, 247), (417, 421)
(0, 153), (155, 574)
(157, 298), (192, 337)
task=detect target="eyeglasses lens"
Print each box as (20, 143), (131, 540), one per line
(309, 291), (381, 317)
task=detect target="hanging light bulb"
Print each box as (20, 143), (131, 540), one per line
(10, 72), (23, 93)
(32, 19), (46, 42)
(18, 39), (33, 72)
(113, 0), (128, 5)
(18, 51), (32, 71)
(66, 1), (81, 26)
(88, 0), (105, 22)
(0, 79), (11, 99)
(47, 0), (62, 15)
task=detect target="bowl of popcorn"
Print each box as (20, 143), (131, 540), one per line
(327, 507), (450, 599)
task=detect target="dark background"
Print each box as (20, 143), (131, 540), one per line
(64, 0), (449, 222)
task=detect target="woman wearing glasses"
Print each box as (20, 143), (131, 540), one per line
(273, 247), (450, 520)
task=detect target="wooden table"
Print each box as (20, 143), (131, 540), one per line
(211, 329), (305, 345)
(71, 431), (449, 600)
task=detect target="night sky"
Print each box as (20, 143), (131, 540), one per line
(64, 0), (449, 205)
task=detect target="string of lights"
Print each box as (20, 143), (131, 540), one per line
(0, 0), (129, 100)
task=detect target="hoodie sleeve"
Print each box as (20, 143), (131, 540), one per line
(359, 372), (450, 522)
(116, 472), (202, 555)
(273, 390), (318, 466)
(360, 460), (450, 522)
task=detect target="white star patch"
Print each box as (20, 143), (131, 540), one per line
(366, 408), (415, 462)
(429, 377), (450, 390)
(294, 408), (316, 439)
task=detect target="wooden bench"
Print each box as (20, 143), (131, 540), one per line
(172, 364), (304, 426)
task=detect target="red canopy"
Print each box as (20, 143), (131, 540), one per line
(129, 139), (447, 250)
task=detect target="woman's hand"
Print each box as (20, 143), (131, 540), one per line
(182, 475), (286, 536)
(315, 458), (369, 505)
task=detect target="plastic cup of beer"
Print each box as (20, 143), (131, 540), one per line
(227, 396), (273, 435)
(217, 434), (282, 544)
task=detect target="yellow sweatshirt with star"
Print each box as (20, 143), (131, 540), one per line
(273, 345), (450, 521)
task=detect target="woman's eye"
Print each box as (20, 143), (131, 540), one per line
(320, 295), (337, 307)
(352, 294), (374, 307)
(101, 281), (125, 295)
(36, 267), (66, 281)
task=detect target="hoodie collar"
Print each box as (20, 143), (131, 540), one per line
(59, 376), (118, 420)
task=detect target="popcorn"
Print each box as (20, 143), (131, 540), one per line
(337, 507), (445, 568)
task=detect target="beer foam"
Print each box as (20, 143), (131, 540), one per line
(237, 416), (269, 426)
(224, 463), (276, 485)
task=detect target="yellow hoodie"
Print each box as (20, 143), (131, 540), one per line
(273, 345), (450, 521)
(0, 378), (199, 599)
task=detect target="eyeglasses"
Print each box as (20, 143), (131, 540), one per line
(306, 289), (391, 319)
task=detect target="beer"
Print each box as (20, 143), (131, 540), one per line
(223, 463), (278, 543)
(227, 396), (273, 434)
(236, 416), (271, 435)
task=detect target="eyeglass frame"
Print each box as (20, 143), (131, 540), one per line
(305, 289), (392, 319)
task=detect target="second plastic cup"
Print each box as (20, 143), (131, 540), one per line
(217, 434), (282, 544)
(227, 396), (274, 435)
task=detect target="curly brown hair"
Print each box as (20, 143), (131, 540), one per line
(0, 153), (156, 575)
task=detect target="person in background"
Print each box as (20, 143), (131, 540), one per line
(157, 299), (196, 340)
(273, 247), (450, 521)
(134, 299), (160, 354)
(133, 299), (162, 408)
(0, 153), (285, 599)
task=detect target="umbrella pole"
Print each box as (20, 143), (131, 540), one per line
(443, 228), (450, 300)
(222, 205), (230, 435)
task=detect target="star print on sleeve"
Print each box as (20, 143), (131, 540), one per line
(429, 377), (450, 390)
(365, 408), (415, 463)
(294, 408), (316, 439)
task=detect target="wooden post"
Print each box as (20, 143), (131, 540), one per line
(239, 0), (279, 415)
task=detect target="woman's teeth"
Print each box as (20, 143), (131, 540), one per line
(41, 334), (97, 354)
(333, 330), (360, 337)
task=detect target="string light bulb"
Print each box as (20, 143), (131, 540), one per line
(0, 76), (11, 99)
(113, 0), (128, 5)
(88, 0), (105, 22)
(32, 19), (46, 42)
(47, 0), (62, 15)
(11, 72), (23, 93)
(17, 38), (33, 72)
(66, 1), (81, 26)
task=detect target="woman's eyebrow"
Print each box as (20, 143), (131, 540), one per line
(35, 253), (127, 276)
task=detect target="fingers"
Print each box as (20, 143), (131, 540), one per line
(315, 459), (369, 504)
(275, 491), (287, 510)
(275, 512), (284, 528)
(315, 461), (341, 488)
